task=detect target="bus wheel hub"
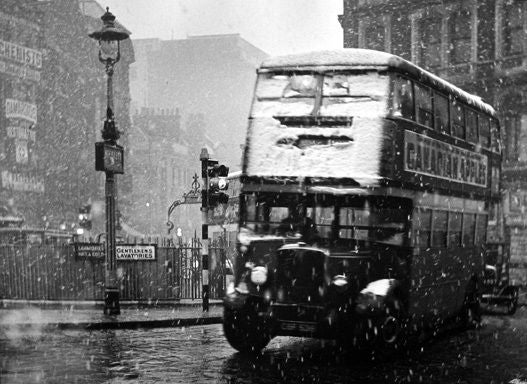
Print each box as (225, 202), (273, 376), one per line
(381, 316), (400, 343)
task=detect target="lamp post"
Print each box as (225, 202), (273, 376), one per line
(89, 7), (130, 315)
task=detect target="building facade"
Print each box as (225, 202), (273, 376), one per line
(127, 107), (203, 236)
(129, 34), (268, 170)
(0, 0), (134, 239)
(128, 34), (267, 236)
(340, 0), (527, 284)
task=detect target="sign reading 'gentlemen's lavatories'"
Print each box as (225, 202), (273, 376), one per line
(404, 130), (488, 187)
(116, 245), (156, 261)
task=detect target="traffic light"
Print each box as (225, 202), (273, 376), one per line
(78, 204), (92, 230)
(207, 163), (229, 207)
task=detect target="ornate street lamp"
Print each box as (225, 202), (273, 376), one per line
(89, 7), (130, 315)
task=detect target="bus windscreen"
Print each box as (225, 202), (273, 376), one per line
(241, 193), (410, 248)
(251, 71), (389, 118)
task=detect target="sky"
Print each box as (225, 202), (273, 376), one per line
(97, 0), (344, 56)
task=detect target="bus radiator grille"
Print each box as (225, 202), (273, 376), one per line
(275, 250), (325, 304)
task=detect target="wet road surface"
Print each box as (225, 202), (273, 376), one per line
(1, 306), (527, 383)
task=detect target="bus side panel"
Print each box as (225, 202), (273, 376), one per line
(441, 247), (474, 317)
(408, 248), (445, 319)
(409, 245), (482, 322)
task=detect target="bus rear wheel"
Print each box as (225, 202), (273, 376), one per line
(223, 305), (272, 354)
(505, 286), (519, 315)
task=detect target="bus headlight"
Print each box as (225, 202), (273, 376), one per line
(226, 281), (236, 295)
(250, 266), (268, 285)
(331, 275), (348, 292)
(235, 281), (249, 294)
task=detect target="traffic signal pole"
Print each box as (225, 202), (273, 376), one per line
(200, 148), (230, 312)
(200, 148), (210, 312)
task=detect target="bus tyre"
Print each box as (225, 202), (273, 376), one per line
(223, 306), (272, 354)
(505, 286), (519, 315)
(380, 297), (406, 349)
(461, 280), (482, 329)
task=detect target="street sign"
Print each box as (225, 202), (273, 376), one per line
(74, 242), (104, 259)
(95, 142), (124, 173)
(116, 244), (156, 261)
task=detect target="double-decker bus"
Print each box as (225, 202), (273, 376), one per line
(223, 48), (502, 354)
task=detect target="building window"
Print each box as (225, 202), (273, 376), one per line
(504, 115), (520, 162)
(448, 8), (472, 64)
(419, 17), (442, 69)
(359, 16), (388, 51)
(520, 115), (527, 162)
(506, 115), (527, 162)
(364, 19), (385, 51)
(503, 0), (525, 57)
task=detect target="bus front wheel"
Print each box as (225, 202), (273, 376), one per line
(379, 296), (407, 349)
(223, 305), (272, 354)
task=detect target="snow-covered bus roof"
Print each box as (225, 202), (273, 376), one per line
(260, 48), (496, 116)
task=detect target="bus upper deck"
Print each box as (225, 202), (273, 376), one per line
(243, 48), (501, 200)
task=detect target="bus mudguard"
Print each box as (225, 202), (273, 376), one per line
(355, 278), (401, 316)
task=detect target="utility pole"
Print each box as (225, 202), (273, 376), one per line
(200, 149), (230, 311)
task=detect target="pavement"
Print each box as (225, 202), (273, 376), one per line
(0, 300), (224, 331)
(0, 290), (525, 332)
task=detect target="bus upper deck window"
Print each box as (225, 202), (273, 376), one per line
(392, 76), (414, 120)
(451, 100), (465, 140)
(255, 74), (290, 99)
(479, 116), (491, 148)
(284, 75), (318, 98)
(415, 83), (433, 128)
(466, 109), (478, 143)
(255, 73), (317, 99)
(321, 72), (389, 117)
(252, 73), (316, 117)
(433, 93), (449, 134)
(323, 74), (349, 96)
